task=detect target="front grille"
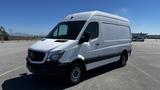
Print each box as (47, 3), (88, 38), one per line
(28, 50), (45, 62)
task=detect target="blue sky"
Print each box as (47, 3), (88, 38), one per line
(0, 0), (160, 35)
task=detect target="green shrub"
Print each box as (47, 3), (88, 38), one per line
(0, 26), (10, 40)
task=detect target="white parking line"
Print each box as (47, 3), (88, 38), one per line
(0, 65), (24, 77)
(128, 62), (160, 85)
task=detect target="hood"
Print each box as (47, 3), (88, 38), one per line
(29, 39), (74, 52)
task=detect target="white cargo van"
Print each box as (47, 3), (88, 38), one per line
(26, 11), (132, 84)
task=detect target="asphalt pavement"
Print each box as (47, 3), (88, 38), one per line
(0, 40), (160, 90)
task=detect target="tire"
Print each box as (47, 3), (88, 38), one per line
(67, 63), (85, 85)
(118, 53), (128, 67)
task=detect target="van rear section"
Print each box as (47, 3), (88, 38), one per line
(26, 11), (132, 84)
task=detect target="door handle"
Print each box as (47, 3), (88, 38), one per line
(95, 43), (100, 46)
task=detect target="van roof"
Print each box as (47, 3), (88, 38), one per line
(63, 11), (129, 22)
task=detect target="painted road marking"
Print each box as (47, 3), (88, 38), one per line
(0, 65), (24, 77)
(128, 62), (160, 85)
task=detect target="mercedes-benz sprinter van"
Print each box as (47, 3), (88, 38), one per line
(26, 11), (132, 84)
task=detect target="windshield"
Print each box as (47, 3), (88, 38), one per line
(46, 21), (86, 40)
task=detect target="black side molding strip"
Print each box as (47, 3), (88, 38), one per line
(85, 52), (121, 64)
(85, 50), (132, 64)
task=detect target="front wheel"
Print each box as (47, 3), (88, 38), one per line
(67, 63), (85, 85)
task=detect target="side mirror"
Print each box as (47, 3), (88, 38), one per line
(78, 32), (90, 44)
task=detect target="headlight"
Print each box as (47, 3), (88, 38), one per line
(47, 50), (65, 62)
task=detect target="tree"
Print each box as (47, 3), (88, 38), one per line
(0, 26), (10, 40)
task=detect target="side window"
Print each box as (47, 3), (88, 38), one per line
(85, 22), (99, 39)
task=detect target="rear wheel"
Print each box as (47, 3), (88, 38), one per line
(118, 53), (128, 67)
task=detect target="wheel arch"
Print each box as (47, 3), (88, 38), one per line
(71, 58), (86, 71)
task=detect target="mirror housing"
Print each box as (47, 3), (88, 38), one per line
(78, 32), (90, 44)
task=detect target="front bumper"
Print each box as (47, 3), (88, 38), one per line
(26, 58), (70, 76)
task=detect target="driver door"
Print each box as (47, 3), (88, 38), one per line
(80, 21), (101, 64)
